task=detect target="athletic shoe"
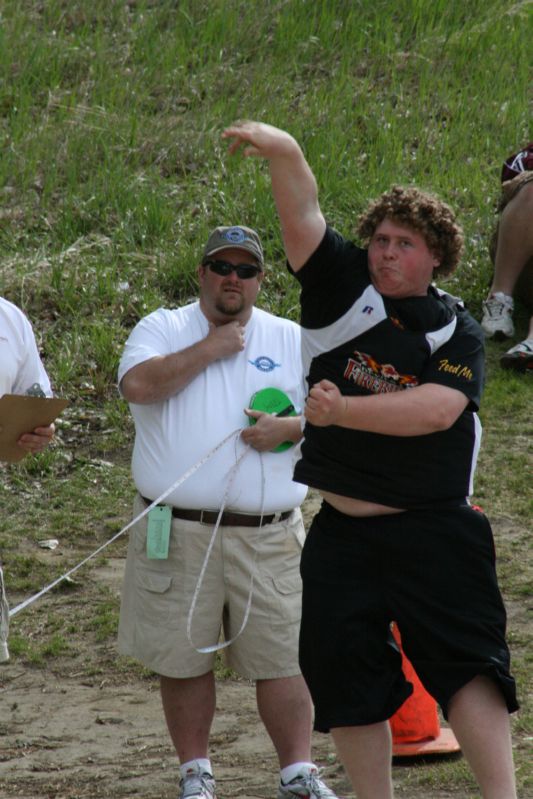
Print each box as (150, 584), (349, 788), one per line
(278, 766), (339, 799)
(178, 763), (217, 799)
(481, 292), (514, 339)
(500, 339), (533, 372)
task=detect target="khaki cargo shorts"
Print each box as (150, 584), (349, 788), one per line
(117, 494), (305, 680)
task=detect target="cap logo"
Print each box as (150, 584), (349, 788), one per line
(223, 227), (247, 244)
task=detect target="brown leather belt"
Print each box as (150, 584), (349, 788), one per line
(141, 497), (292, 527)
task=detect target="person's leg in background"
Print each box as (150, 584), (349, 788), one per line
(482, 176), (533, 370)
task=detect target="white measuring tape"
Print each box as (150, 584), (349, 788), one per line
(0, 566), (9, 662)
(186, 441), (266, 654)
(1, 427), (265, 660)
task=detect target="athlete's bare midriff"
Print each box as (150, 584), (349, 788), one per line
(320, 490), (406, 517)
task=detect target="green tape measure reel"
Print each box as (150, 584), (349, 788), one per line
(248, 387), (297, 453)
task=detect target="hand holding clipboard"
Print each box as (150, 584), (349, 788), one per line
(0, 394), (69, 462)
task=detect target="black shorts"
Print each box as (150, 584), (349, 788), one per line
(299, 502), (518, 733)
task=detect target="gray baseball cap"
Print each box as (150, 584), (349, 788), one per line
(202, 225), (264, 268)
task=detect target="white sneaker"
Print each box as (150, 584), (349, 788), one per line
(178, 763), (216, 799)
(500, 339), (533, 372)
(278, 766), (339, 799)
(481, 292), (514, 339)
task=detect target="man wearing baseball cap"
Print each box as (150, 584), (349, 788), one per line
(117, 225), (339, 799)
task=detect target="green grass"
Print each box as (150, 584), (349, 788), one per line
(0, 1), (531, 795)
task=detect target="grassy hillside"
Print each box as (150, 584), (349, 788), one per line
(0, 1), (531, 795)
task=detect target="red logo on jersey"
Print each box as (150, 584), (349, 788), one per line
(344, 351), (418, 393)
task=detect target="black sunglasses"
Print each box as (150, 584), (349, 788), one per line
(203, 259), (262, 280)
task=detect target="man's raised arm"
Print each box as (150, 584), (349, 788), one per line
(223, 121), (326, 270)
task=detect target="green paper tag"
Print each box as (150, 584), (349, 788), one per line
(146, 506), (171, 559)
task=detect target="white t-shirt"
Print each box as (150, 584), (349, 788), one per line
(118, 303), (308, 512)
(0, 297), (51, 397)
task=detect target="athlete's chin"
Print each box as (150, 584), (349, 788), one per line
(372, 277), (404, 298)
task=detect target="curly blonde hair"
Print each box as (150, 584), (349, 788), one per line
(356, 185), (464, 277)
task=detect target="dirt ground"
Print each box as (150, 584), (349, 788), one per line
(0, 496), (530, 799)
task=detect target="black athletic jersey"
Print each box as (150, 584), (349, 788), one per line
(289, 226), (485, 508)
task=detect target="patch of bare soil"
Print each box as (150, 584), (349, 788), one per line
(0, 670), (348, 799)
(0, 495), (530, 799)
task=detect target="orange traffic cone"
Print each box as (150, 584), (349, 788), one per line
(389, 623), (460, 757)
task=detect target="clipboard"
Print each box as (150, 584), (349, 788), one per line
(0, 394), (69, 463)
